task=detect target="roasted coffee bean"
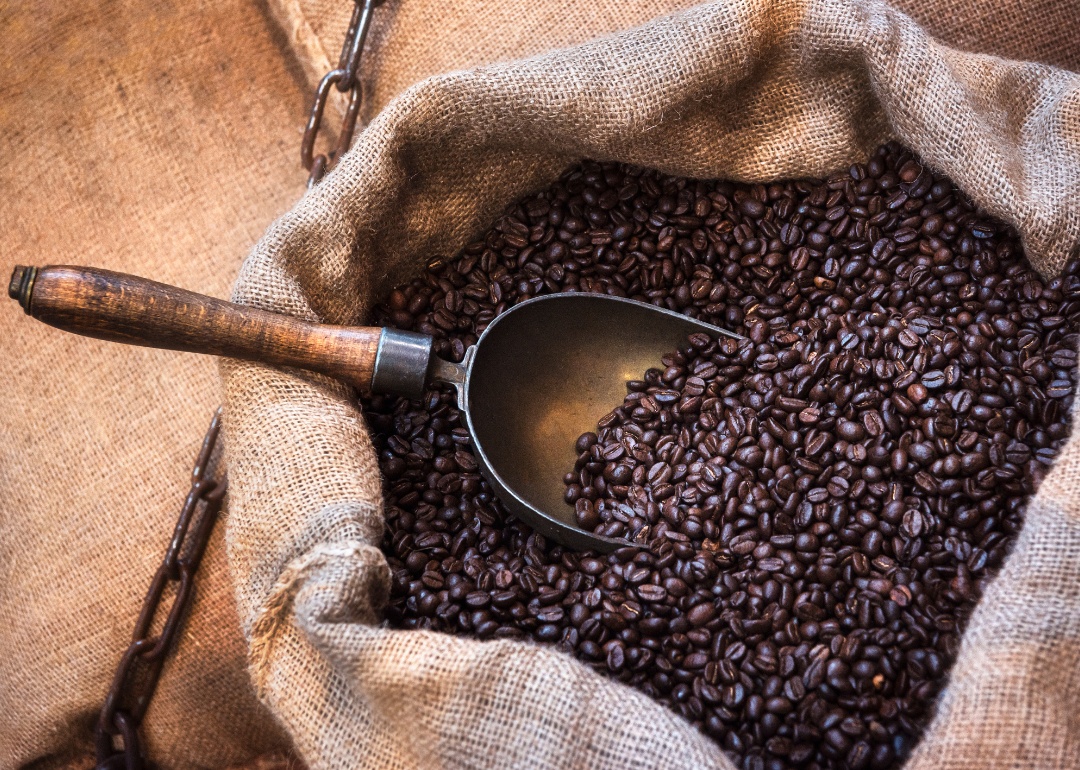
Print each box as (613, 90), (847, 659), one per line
(921, 370), (946, 389)
(367, 146), (1077, 770)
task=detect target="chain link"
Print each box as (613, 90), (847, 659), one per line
(95, 409), (227, 770)
(301, 0), (386, 188)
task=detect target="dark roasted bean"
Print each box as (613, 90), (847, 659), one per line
(688, 602), (717, 627)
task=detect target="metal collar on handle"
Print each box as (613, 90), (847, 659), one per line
(371, 328), (434, 400)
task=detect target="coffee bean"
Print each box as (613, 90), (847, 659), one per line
(739, 198), (766, 218)
(862, 411), (885, 437)
(1048, 381), (1072, 398)
(637, 584), (667, 603)
(601, 443), (625, 461)
(898, 329), (919, 348)
(370, 146), (1076, 770)
(688, 602), (717, 627)
(838, 420), (866, 442)
(900, 510), (923, 538)
(465, 591), (490, 609)
(574, 498), (601, 531)
(921, 370), (946, 389)
(606, 643), (626, 672)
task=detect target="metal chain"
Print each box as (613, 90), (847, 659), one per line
(301, 0), (386, 188)
(94, 409), (227, 770)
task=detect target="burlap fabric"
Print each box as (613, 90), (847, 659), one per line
(0, 0), (307, 765)
(271, 0), (1080, 134)
(221, 1), (1080, 769)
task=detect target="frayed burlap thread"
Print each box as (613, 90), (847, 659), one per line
(222, 1), (1080, 768)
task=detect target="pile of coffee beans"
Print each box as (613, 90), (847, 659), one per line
(363, 141), (1080, 770)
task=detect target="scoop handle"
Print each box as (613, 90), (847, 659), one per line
(8, 265), (432, 397)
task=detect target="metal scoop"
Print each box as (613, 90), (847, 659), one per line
(9, 265), (744, 552)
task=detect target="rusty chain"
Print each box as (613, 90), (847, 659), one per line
(302, 0), (386, 188)
(94, 410), (226, 770)
(94, 2), (388, 764)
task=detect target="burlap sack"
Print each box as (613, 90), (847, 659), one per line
(221, 0), (1080, 769)
(0, 0), (307, 765)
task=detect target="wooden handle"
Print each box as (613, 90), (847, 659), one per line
(9, 265), (386, 389)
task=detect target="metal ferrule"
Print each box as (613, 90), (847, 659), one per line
(370, 328), (433, 400)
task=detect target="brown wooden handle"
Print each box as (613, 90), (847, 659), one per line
(9, 264), (390, 390)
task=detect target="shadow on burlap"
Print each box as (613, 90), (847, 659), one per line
(221, 1), (1080, 769)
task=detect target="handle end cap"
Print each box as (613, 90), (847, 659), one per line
(8, 266), (38, 312)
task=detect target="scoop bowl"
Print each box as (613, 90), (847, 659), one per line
(451, 293), (745, 552)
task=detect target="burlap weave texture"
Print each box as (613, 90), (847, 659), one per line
(222, 1), (1080, 769)
(271, 0), (1080, 136)
(0, 0), (307, 766)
